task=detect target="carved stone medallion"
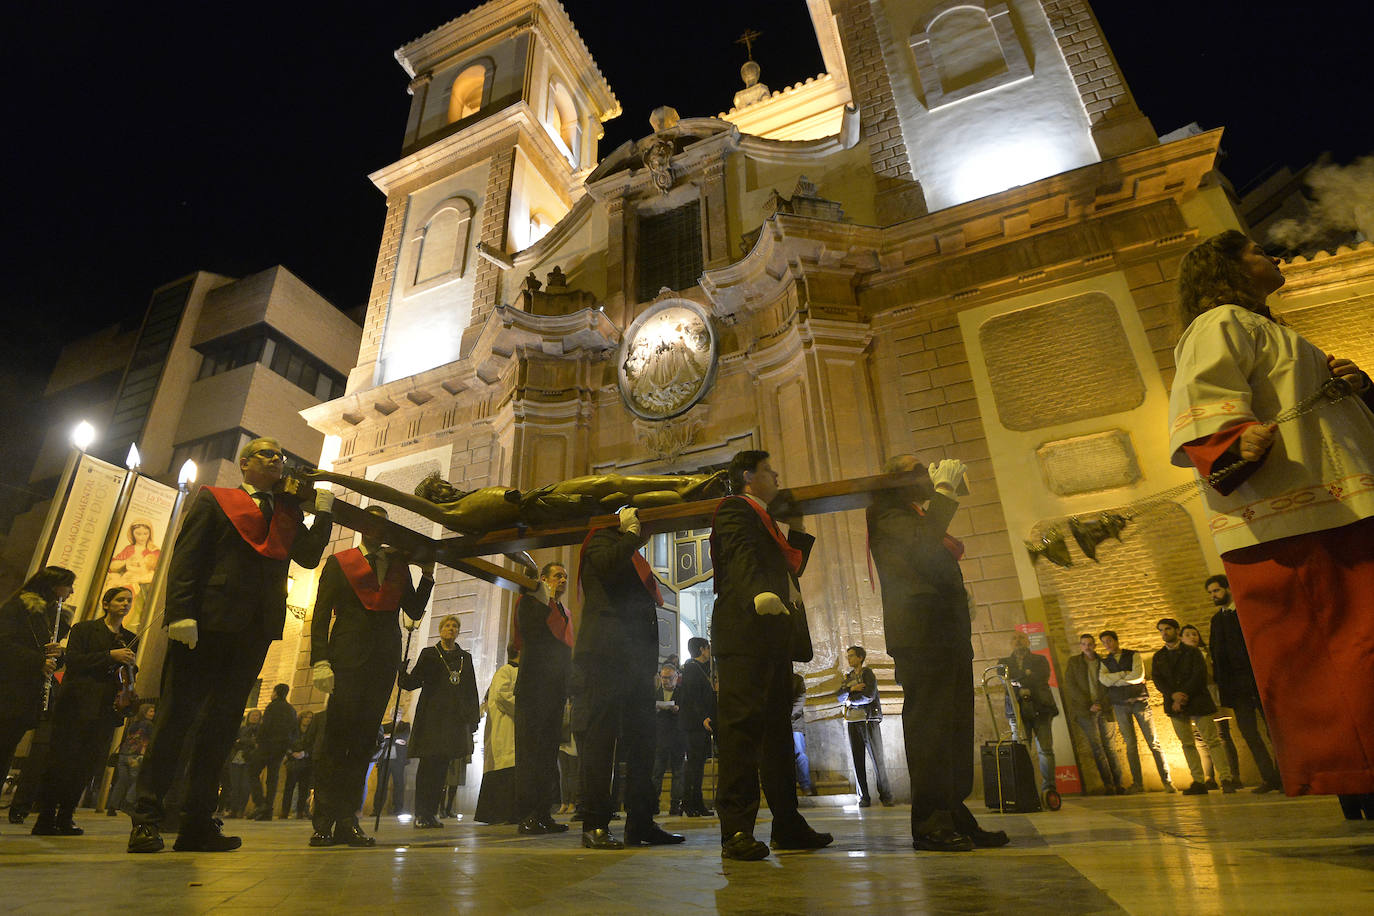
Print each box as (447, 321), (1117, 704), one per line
(617, 298), (718, 420)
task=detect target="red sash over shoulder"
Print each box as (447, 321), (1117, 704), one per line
(711, 495), (803, 575)
(577, 526), (663, 606)
(206, 486), (299, 560)
(335, 547), (405, 612)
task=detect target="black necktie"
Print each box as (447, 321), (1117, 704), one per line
(252, 491), (273, 520)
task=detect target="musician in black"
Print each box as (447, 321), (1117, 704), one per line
(0, 566), (75, 802)
(32, 586), (138, 835)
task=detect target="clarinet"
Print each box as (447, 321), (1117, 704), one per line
(41, 597), (63, 712)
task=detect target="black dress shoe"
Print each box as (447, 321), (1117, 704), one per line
(858, 797), (872, 808)
(33, 816), (84, 836)
(537, 814), (569, 833)
(517, 816), (548, 835)
(913, 827), (974, 852)
(770, 827), (834, 850)
(967, 827), (1010, 848)
(668, 804), (683, 817)
(721, 832), (769, 860)
(173, 821), (242, 852)
(625, 823), (686, 846)
(581, 828), (625, 849)
(128, 823), (165, 853)
(414, 815), (443, 829)
(335, 822), (377, 847)
(250, 811), (273, 821)
(308, 831), (337, 848)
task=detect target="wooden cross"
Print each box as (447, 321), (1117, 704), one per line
(735, 28), (762, 60)
(310, 471), (927, 594)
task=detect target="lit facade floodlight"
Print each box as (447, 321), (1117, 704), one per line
(126, 443), (142, 471)
(71, 420), (96, 451)
(178, 459), (198, 489)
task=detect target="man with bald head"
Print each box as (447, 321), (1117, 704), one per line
(128, 437), (334, 853)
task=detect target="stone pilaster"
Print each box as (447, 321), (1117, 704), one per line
(349, 193), (409, 393)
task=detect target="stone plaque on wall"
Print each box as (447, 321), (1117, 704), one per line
(979, 292), (1145, 431)
(1036, 430), (1141, 496)
(618, 298), (718, 420)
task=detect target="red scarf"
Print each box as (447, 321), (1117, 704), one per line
(577, 526), (663, 606)
(206, 487), (299, 560)
(711, 495), (803, 575)
(512, 595), (575, 650)
(335, 547), (405, 612)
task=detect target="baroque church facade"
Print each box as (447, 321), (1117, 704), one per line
(297, 0), (1374, 794)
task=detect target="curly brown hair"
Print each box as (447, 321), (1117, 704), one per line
(1176, 230), (1270, 328)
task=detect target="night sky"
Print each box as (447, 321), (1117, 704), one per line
(3, 0), (1371, 474)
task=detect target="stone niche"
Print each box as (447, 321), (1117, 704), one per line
(1036, 429), (1141, 496)
(979, 291), (1145, 431)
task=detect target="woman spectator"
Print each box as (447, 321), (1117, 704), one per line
(1169, 230), (1374, 817)
(475, 644), (519, 825)
(0, 566), (75, 803)
(32, 586), (138, 835)
(399, 615), (479, 828)
(1179, 624), (1242, 790)
(281, 709), (318, 818)
(107, 701), (156, 815)
(226, 710), (262, 818)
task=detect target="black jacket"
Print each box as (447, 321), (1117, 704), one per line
(677, 657), (716, 734)
(514, 591), (572, 692)
(165, 487), (331, 638)
(52, 617), (136, 729)
(310, 550), (431, 669)
(1000, 649), (1059, 719)
(654, 685), (684, 748)
(399, 643), (479, 759)
(0, 591), (71, 728)
(866, 491), (969, 651)
(257, 696), (298, 752)
(839, 666), (883, 722)
(1208, 607), (1261, 707)
(1152, 643), (1217, 717)
(709, 497), (815, 660)
(575, 527), (659, 661)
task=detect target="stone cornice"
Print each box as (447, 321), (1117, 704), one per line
(1275, 242), (1374, 303)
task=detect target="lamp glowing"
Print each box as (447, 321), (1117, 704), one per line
(70, 421), (96, 451)
(126, 443), (142, 471)
(178, 460), (198, 489)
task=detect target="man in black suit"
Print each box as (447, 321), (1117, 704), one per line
(867, 453), (1008, 852)
(709, 449), (831, 861)
(249, 683), (297, 820)
(574, 508), (684, 849)
(129, 437), (333, 853)
(514, 562), (573, 835)
(308, 504), (432, 847)
(677, 637), (716, 817)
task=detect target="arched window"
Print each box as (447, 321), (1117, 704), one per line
(547, 81), (581, 166)
(908, 2), (1030, 109)
(412, 197), (474, 286)
(447, 62), (489, 123)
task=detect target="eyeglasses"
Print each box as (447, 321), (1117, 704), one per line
(251, 449), (284, 461)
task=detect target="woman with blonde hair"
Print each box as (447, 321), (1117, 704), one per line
(399, 615), (479, 828)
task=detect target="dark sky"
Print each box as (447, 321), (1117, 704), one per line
(4, 0), (1372, 447)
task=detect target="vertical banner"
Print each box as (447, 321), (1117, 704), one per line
(101, 475), (178, 630)
(43, 454), (125, 612)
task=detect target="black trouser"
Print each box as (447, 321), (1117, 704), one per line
(578, 652), (657, 833)
(714, 654), (804, 842)
(132, 629), (272, 830)
(652, 729), (685, 806)
(314, 660), (394, 828)
(37, 711), (115, 818)
(892, 646), (976, 835)
(1232, 700), (1283, 787)
(281, 762), (312, 816)
(682, 731), (711, 810)
(514, 664), (568, 823)
(248, 747), (285, 812)
(413, 757), (451, 818)
(847, 719), (891, 802)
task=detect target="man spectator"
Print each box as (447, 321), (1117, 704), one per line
(1206, 575), (1283, 793)
(573, 508), (683, 849)
(249, 684), (297, 820)
(678, 637), (716, 817)
(308, 504), (432, 846)
(128, 436), (334, 853)
(652, 664), (686, 816)
(513, 562), (573, 835)
(867, 454), (1006, 852)
(1098, 630), (1174, 793)
(1062, 634), (1125, 795)
(839, 646), (892, 807)
(999, 632), (1059, 798)
(1153, 618), (1237, 794)
(791, 672), (815, 796)
(709, 450), (831, 860)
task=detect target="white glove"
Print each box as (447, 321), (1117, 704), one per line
(168, 618), (199, 650)
(313, 660), (335, 693)
(929, 458), (967, 494)
(618, 506), (641, 537)
(314, 488), (335, 512)
(753, 592), (790, 616)
(402, 615), (423, 632)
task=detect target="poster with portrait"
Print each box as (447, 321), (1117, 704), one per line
(101, 475), (178, 629)
(42, 454), (126, 617)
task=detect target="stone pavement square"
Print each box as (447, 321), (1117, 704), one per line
(2, 795), (1372, 914)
